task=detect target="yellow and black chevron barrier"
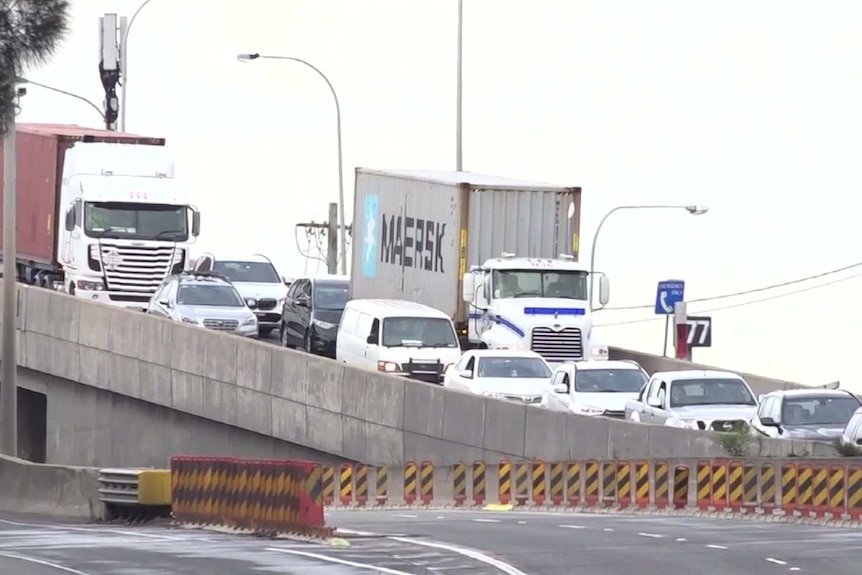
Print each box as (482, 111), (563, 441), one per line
(355, 464), (369, 506)
(811, 465), (828, 516)
(339, 463), (353, 506)
(797, 464), (813, 512)
(829, 465), (845, 518)
(742, 463), (757, 510)
(781, 463), (797, 511)
(696, 460), (711, 510)
(420, 461), (434, 505)
(498, 459), (512, 505)
(727, 461), (743, 510)
(584, 460), (600, 506)
(653, 461), (669, 509)
(566, 461), (581, 506)
(616, 461), (632, 508)
(848, 465), (862, 519)
(375, 466), (388, 505)
(321, 465), (335, 505)
(549, 461), (564, 506)
(602, 462), (616, 506)
(635, 461), (650, 508)
(532, 461), (546, 506)
(169, 456), (330, 538)
(453, 461), (467, 505)
(711, 461), (728, 510)
(514, 461), (530, 506)
(404, 461), (418, 505)
(673, 464), (689, 509)
(472, 460), (486, 506)
(760, 463), (776, 510)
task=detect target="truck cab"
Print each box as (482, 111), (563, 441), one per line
(461, 254), (610, 365)
(58, 139), (200, 311)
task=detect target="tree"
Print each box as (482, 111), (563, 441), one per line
(0, 0), (70, 133)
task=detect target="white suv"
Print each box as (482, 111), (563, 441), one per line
(193, 252), (288, 336)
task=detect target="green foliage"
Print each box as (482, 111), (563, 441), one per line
(714, 429), (755, 457)
(0, 0), (71, 132)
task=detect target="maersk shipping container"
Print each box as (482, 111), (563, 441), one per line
(351, 168), (582, 322)
(0, 123), (165, 266)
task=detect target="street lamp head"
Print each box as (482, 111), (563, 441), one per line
(685, 205), (709, 216)
(236, 53), (261, 63)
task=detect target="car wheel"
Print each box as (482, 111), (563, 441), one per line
(304, 330), (313, 354)
(280, 324), (289, 347)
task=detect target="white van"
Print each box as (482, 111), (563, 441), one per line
(336, 299), (462, 384)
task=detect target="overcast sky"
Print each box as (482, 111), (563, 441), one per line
(18, 0), (862, 389)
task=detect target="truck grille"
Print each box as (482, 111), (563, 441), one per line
(530, 327), (584, 362)
(202, 319), (239, 331)
(503, 395), (542, 404)
(256, 298), (278, 310)
(100, 244), (175, 294)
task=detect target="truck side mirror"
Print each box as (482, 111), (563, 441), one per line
(598, 276), (610, 306)
(760, 416), (779, 427)
(553, 383), (568, 394)
(647, 396), (662, 408)
(462, 273), (476, 303)
(64, 207), (75, 231)
(191, 209), (201, 236)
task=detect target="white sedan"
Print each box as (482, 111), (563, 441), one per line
(442, 349), (553, 405)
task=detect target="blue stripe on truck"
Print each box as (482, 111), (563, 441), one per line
(523, 307), (585, 316)
(468, 312), (525, 338)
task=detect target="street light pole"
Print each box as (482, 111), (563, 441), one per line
(237, 53), (347, 276)
(455, 0), (464, 172)
(588, 204), (709, 312)
(17, 78), (105, 123)
(1, 99), (19, 456)
(118, 0), (155, 132)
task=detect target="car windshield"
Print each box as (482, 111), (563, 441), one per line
(314, 282), (349, 310)
(575, 368), (647, 393)
(477, 357), (552, 378)
(492, 269), (588, 300)
(382, 317), (458, 348)
(177, 284), (244, 307)
(669, 378), (757, 407)
(782, 396), (861, 426)
(213, 261), (280, 283)
(85, 202), (189, 241)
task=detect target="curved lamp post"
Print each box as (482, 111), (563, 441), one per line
(18, 78), (104, 122)
(237, 52), (347, 276)
(118, 0), (156, 132)
(588, 204), (709, 311)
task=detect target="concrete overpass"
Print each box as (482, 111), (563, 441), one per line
(0, 284), (825, 469)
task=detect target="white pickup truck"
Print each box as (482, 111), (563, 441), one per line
(624, 370), (759, 432)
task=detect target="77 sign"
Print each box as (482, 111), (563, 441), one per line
(686, 316), (712, 347)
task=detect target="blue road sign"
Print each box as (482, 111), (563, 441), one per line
(654, 280), (685, 315)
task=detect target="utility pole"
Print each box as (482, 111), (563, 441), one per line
(295, 203), (351, 275)
(99, 13), (121, 130)
(1, 87), (23, 456)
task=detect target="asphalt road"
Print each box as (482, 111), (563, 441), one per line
(327, 509), (862, 574)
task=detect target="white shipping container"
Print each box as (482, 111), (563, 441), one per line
(351, 168), (581, 322)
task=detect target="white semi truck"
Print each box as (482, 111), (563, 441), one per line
(351, 168), (610, 365)
(0, 124), (200, 310)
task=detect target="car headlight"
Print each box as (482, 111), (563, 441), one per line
(179, 315), (198, 325)
(571, 404), (605, 416)
(676, 419), (699, 429)
(312, 318), (335, 330)
(241, 316), (257, 327)
(89, 245), (100, 259)
(377, 361), (401, 373)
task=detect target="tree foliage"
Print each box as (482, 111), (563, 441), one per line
(0, 0), (71, 133)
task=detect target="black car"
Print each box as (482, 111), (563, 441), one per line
(279, 276), (349, 357)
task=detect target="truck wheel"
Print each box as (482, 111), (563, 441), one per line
(68, 283), (75, 295)
(303, 330), (313, 354)
(279, 325), (289, 348)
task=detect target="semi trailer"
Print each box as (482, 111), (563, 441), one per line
(350, 168), (610, 364)
(0, 123), (200, 310)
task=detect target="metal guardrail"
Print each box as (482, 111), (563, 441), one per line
(98, 467), (172, 508)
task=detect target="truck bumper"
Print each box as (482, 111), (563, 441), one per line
(74, 289), (150, 312)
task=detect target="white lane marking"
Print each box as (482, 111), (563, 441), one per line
(267, 547), (413, 575)
(637, 533), (663, 539)
(0, 519), (186, 541)
(0, 552), (93, 575)
(389, 537), (528, 575)
(603, 528), (614, 532)
(766, 558), (788, 565)
(676, 538), (686, 542)
(517, 521), (526, 525)
(392, 514), (417, 519)
(436, 516), (445, 519)
(706, 544), (728, 550)
(559, 525), (586, 530)
(789, 568), (800, 571)
(471, 518), (500, 523)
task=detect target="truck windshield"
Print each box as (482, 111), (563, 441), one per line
(782, 396), (861, 426)
(493, 270), (588, 300)
(576, 368), (647, 393)
(177, 285), (244, 307)
(85, 202), (188, 240)
(213, 261), (280, 283)
(670, 378), (757, 407)
(382, 317), (458, 348)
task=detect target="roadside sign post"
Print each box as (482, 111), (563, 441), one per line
(673, 301), (689, 361)
(654, 280), (685, 357)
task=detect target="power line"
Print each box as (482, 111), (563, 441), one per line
(595, 271), (862, 327)
(603, 261), (862, 312)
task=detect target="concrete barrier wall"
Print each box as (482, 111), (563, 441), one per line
(4, 285), (830, 467)
(610, 348), (807, 395)
(0, 454), (101, 519)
